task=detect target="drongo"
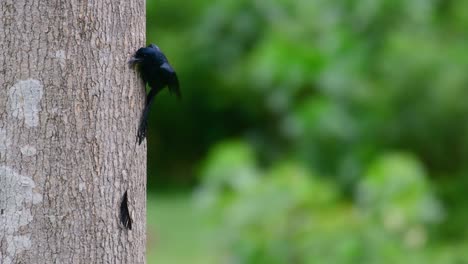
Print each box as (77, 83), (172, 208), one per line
(129, 44), (180, 145)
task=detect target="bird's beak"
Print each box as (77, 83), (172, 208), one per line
(128, 57), (143, 67)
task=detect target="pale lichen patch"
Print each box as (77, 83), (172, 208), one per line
(4, 235), (32, 264)
(55, 50), (66, 60)
(0, 166), (43, 263)
(0, 128), (7, 156)
(8, 79), (44, 127)
(20, 145), (37, 157)
(55, 50), (66, 67)
(78, 182), (86, 192)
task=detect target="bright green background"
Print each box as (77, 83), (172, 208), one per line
(145, 0), (468, 263)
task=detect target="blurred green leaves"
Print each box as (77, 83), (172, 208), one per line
(197, 144), (448, 263)
(146, 0), (468, 262)
(358, 153), (443, 227)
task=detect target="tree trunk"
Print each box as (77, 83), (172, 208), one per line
(0, 0), (146, 263)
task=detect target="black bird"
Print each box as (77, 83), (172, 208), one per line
(129, 44), (180, 145)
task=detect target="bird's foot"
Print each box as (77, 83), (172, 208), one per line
(137, 121), (148, 145)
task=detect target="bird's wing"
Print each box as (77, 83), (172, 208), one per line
(160, 62), (181, 99)
(147, 44), (160, 51)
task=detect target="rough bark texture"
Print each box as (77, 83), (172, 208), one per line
(0, 0), (146, 263)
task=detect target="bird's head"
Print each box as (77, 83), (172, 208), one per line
(128, 44), (160, 67)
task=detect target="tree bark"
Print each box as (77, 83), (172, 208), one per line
(0, 0), (146, 263)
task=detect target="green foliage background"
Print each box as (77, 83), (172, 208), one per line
(145, 0), (468, 263)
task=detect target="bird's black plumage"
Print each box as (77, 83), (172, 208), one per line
(129, 44), (180, 145)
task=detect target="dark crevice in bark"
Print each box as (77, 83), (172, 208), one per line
(119, 190), (132, 230)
